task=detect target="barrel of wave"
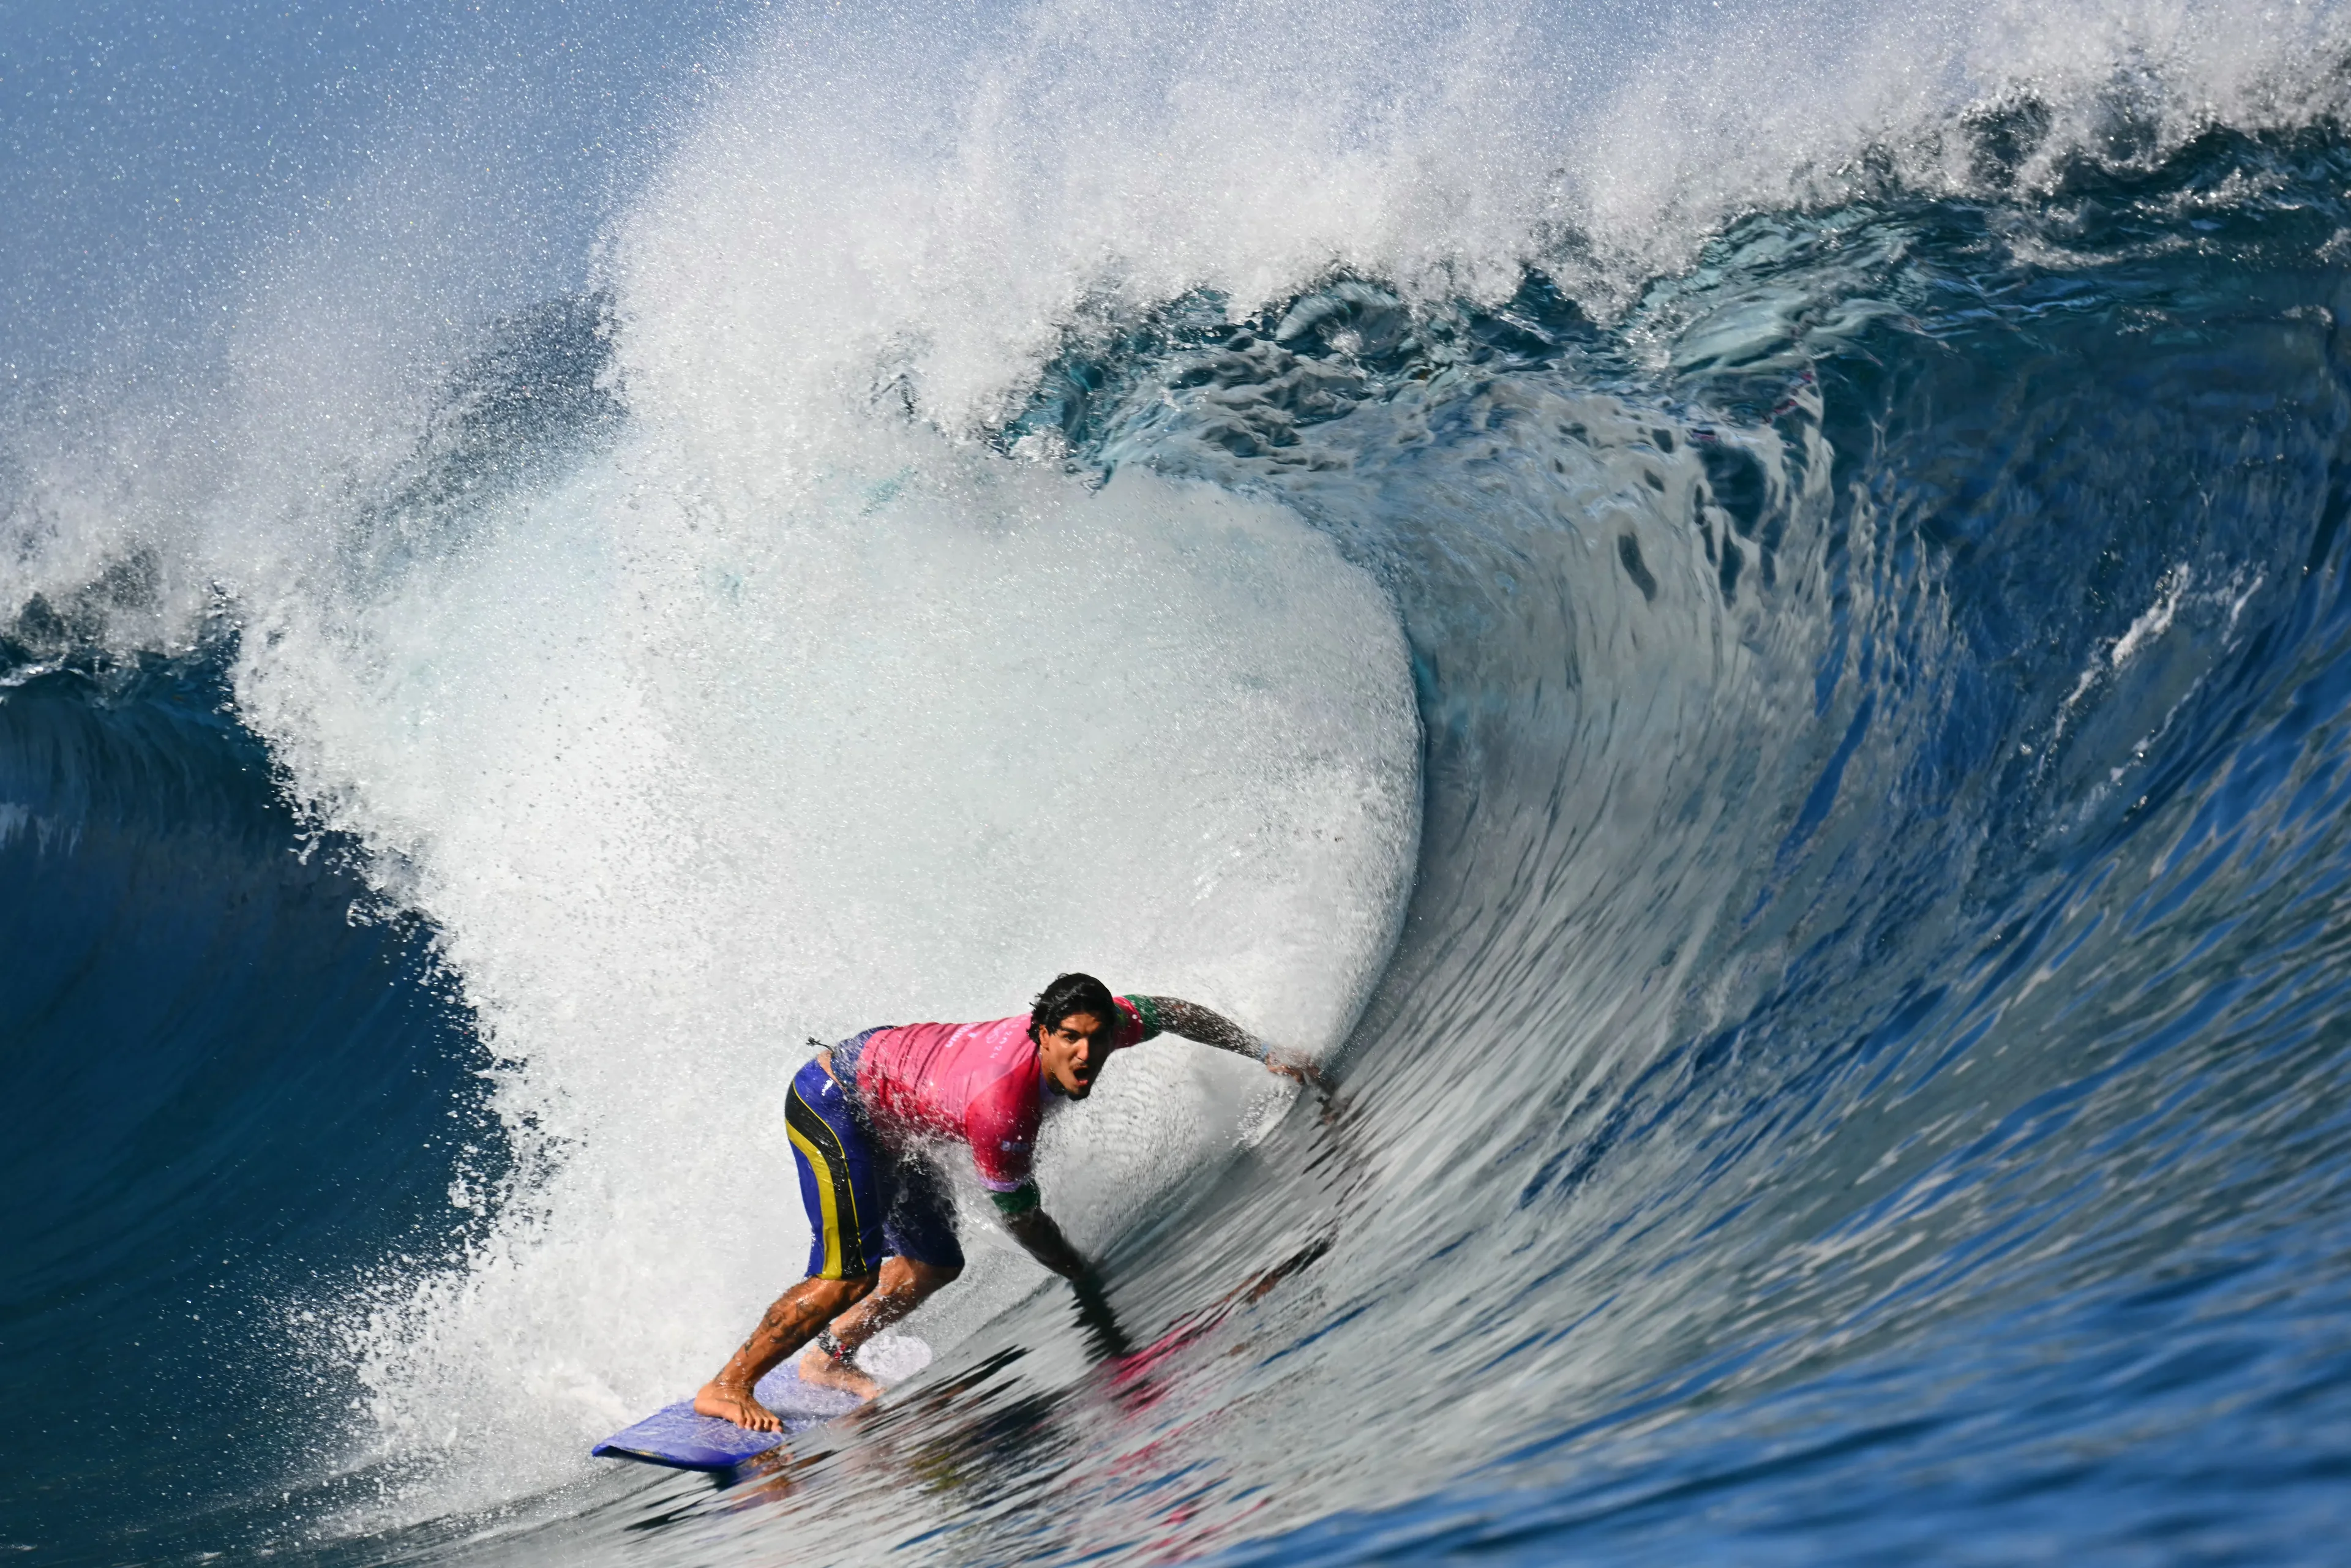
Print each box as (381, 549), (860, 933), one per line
(257, 427), (1423, 1517)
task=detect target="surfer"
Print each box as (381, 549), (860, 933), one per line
(692, 972), (1318, 1431)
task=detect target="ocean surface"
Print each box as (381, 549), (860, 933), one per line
(9, 1), (2351, 1562)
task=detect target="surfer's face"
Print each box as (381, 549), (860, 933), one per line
(1037, 1010), (1108, 1099)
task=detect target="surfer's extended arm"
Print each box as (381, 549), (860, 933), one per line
(1141, 996), (1322, 1086)
(999, 1196), (1090, 1279)
(1000, 1191), (1130, 1354)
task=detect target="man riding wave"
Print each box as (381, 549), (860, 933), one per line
(694, 972), (1316, 1431)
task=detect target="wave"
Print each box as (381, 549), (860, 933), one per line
(9, 1), (2351, 1563)
(0, 653), (489, 1557)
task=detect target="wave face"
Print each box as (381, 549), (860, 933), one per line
(11, 1), (2351, 1564)
(0, 655), (487, 1558)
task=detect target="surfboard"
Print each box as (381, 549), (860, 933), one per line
(591, 1362), (864, 1471)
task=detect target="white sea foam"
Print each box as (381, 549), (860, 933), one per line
(231, 427), (1420, 1512)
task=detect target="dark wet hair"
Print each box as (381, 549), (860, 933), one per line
(1031, 972), (1118, 1037)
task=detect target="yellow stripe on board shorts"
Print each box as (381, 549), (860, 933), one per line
(784, 1076), (871, 1280)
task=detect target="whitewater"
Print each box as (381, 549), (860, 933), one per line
(8, 0), (2351, 1561)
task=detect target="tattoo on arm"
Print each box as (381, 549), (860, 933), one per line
(1142, 996), (1267, 1059)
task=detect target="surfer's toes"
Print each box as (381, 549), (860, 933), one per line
(693, 1382), (779, 1430)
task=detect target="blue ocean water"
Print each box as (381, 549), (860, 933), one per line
(9, 2), (2351, 1563)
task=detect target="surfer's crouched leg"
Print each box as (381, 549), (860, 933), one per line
(695, 1273), (879, 1432)
(797, 1255), (961, 1399)
(700, 1057), (903, 1430)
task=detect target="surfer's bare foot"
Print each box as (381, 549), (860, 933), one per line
(797, 1343), (883, 1400)
(694, 1380), (781, 1432)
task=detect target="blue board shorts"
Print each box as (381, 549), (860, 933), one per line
(784, 1050), (964, 1279)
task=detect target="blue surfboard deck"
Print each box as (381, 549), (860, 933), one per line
(592, 1362), (864, 1471)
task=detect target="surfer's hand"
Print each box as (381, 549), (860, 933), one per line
(694, 1379), (782, 1433)
(1070, 1269), (1131, 1359)
(1264, 1049), (1323, 1088)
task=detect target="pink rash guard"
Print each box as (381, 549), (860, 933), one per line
(850, 996), (1160, 1192)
